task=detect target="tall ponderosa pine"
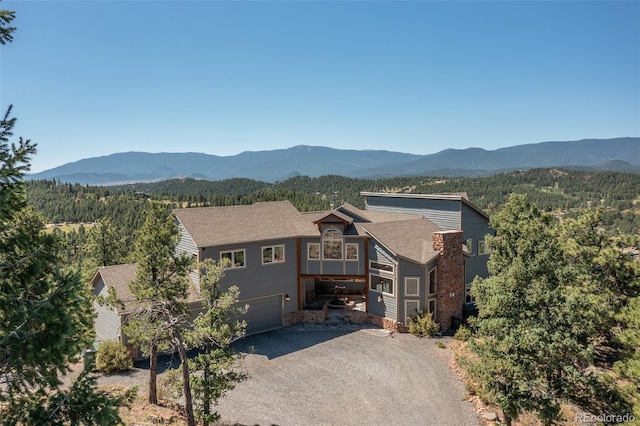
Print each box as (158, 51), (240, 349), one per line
(0, 4), (134, 423)
(123, 204), (193, 416)
(184, 258), (247, 425)
(469, 194), (603, 425)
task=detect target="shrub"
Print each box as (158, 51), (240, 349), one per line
(454, 325), (472, 341)
(158, 367), (182, 402)
(95, 340), (133, 375)
(409, 311), (439, 338)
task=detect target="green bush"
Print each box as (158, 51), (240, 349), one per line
(95, 340), (133, 375)
(454, 325), (472, 341)
(409, 311), (439, 338)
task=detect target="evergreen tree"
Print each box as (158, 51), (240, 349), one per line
(81, 218), (127, 280)
(123, 203), (193, 413)
(615, 295), (640, 419)
(469, 194), (602, 425)
(0, 4), (134, 423)
(184, 258), (248, 425)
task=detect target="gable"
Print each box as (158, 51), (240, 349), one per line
(363, 218), (441, 265)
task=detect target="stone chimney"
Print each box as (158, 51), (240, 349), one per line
(432, 230), (465, 331)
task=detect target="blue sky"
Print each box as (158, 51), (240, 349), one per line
(1, 1), (638, 173)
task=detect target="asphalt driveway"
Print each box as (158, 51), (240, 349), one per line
(215, 325), (480, 426)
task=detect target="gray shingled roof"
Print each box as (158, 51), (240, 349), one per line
(173, 200), (444, 265)
(337, 203), (425, 229)
(173, 201), (319, 247)
(362, 217), (442, 265)
(92, 264), (200, 314)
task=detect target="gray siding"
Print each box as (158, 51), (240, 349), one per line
(369, 242), (395, 265)
(176, 220), (198, 255)
(93, 280), (122, 342)
(466, 255), (489, 286)
(300, 237), (366, 277)
(368, 242), (398, 321)
(397, 259), (426, 325)
(460, 203), (493, 286)
(176, 220), (201, 287)
(460, 203), (493, 248)
(365, 196), (461, 230)
(200, 239), (298, 313)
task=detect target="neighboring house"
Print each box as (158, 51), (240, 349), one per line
(90, 263), (200, 357)
(92, 194), (488, 348)
(360, 192), (494, 310)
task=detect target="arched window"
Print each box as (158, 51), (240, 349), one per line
(322, 228), (343, 260)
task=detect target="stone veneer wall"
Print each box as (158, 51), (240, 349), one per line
(432, 230), (465, 332)
(284, 303), (329, 326)
(284, 305), (407, 333)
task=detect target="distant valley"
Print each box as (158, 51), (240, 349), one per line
(27, 137), (640, 185)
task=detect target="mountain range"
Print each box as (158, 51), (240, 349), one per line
(27, 137), (640, 185)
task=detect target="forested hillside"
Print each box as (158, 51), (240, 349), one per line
(25, 168), (640, 273)
(28, 168), (640, 233)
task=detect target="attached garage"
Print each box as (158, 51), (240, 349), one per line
(240, 294), (283, 336)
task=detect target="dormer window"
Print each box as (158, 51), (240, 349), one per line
(323, 228), (343, 260)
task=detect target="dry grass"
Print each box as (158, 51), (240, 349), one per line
(103, 385), (186, 426)
(448, 340), (587, 426)
(44, 222), (95, 234)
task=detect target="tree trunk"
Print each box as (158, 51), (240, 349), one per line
(203, 361), (210, 426)
(148, 342), (158, 405)
(503, 412), (512, 426)
(174, 331), (196, 426)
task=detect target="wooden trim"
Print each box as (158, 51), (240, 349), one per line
(299, 274), (365, 280)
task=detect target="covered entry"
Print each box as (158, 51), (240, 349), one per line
(240, 294), (283, 336)
(301, 276), (367, 309)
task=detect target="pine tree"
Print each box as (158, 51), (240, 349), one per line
(81, 218), (127, 280)
(0, 4), (134, 422)
(184, 258), (247, 425)
(469, 194), (602, 425)
(123, 203), (193, 416)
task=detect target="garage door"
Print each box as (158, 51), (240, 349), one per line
(240, 295), (283, 336)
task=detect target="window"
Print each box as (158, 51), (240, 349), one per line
(369, 261), (394, 273)
(465, 282), (475, 304)
(428, 299), (437, 319)
(465, 238), (473, 253)
(405, 277), (420, 297)
(262, 245), (284, 264)
(428, 268), (437, 295)
(478, 240), (488, 255)
(405, 300), (419, 324)
(220, 249), (245, 268)
(346, 243), (358, 260)
(370, 274), (393, 295)
(323, 228), (343, 260)
(308, 243), (320, 260)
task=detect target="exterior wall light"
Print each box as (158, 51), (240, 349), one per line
(285, 294), (291, 301)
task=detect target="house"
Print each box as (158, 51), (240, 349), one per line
(172, 198), (471, 333)
(92, 193), (490, 349)
(360, 192), (494, 311)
